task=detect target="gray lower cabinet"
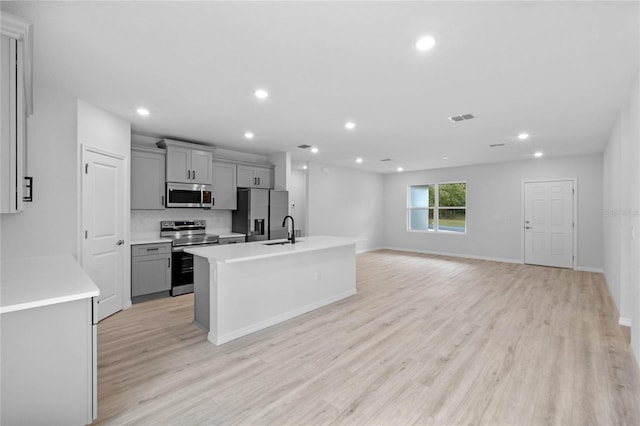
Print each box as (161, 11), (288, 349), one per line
(131, 242), (171, 302)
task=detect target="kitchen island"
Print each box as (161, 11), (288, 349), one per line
(185, 236), (357, 345)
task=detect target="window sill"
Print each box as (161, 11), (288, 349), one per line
(407, 229), (467, 236)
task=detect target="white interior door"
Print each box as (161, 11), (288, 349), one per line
(82, 148), (125, 321)
(524, 180), (574, 268)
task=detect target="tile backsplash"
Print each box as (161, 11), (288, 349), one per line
(131, 209), (232, 235)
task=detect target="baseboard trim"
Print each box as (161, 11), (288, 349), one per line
(575, 266), (604, 273)
(209, 288), (357, 346)
(357, 247), (383, 254)
(619, 317), (632, 327)
(380, 246), (522, 265)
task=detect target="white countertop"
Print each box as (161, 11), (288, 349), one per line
(131, 234), (172, 245)
(185, 235), (356, 264)
(1, 254), (100, 314)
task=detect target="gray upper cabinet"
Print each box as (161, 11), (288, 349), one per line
(131, 146), (165, 210)
(237, 164), (273, 189)
(212, 160), (237, 210)
(160, 139), (213, 184)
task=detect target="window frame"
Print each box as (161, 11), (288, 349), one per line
(407, 181), (467, 234)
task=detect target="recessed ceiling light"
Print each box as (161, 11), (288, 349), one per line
(345, 121), (356, 130)
(356, 157), (363, 163)
(303, 165), (308, 170)
(443, 156), (449, 160)
(244, 132), (254, 139)
(416, 35), (436, 51)
(136, 108), (150, 116)
(310, 147), (319, 154)
(518, 133), (530, 140)
(397, 167), (404, 172)
(534, 151), (543, 157)
(254, 89), (269, 99)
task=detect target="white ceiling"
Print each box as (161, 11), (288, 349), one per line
(2, 1), (639, 173)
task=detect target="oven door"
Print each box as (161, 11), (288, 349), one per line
(171, 243), (219, 296)
(166, 183), (203, 208)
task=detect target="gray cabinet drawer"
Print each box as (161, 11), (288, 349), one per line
(219, 236), (245, 245)
(132, 243), (171, 257)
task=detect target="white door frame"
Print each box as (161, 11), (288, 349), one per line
(79, 144), (131, 314)
(521, 178), (578, 269)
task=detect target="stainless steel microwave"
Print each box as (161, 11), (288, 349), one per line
(166, 183), (213, 208)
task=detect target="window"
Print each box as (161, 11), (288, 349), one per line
(408, 182), (466, 233)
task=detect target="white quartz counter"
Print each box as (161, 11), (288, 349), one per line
(1, 254), (100, 314)
(185, 235), (356, 264)
(131, 234), (172, 245)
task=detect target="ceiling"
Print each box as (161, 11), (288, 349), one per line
(2, 1), (638, 173)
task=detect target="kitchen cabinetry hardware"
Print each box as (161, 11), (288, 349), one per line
(23, 176), (32, 202)
(116, 239), (125, 245)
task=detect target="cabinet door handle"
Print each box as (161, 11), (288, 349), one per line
(258, 177), (261, 185)
(147, 247), (159, 252)
(161, 195), (164, 206)
(193, 170), (196, 180)
(188, 170), (191, 179)
(168, 258), (171, 268)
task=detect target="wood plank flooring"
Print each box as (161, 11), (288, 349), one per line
(94, 250), (640, 425)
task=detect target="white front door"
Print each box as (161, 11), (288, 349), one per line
(82, 148), (125, 321)
(524, 180), (574, 268)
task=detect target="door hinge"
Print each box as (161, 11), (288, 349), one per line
(85, 230), (88, 239)
(85, 163), (89, 174)
(572, 188), (575, 195)
(573, 222), (575, 228)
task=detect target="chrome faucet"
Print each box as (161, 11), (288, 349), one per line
(282, 215), (295, 244)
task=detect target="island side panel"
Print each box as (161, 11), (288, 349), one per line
(193, 255), (210, 332)
(214, 244), (356, 345)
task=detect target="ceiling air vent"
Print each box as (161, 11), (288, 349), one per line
(297, 144), (312, 149)
(448, 113), (475, 122)
(489, 143), (506, 148)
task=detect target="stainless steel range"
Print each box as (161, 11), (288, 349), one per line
(161, 220), (219, 296)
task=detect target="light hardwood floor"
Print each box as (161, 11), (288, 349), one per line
(94, 250), (640, 425)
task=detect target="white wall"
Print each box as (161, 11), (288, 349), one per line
(383, 154), (603, 269)
(1, 86), (78, 259)
(77, 99), (131, 305)
(268, 152), (290, 191)
(289, 168), (307, 236)
(603, 70), (640, 361)
(307, 162), (384, 252)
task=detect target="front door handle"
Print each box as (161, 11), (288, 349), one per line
(116, 239), (125, 245)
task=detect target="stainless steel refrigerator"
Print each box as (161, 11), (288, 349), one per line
(232, 189), (289, 242)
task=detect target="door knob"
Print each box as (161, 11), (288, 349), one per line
(524, 226), (532, 230)
(116, 239), (125, 245)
